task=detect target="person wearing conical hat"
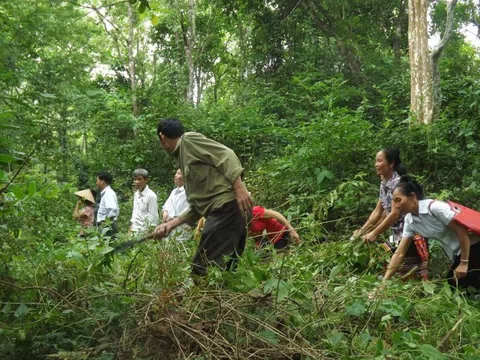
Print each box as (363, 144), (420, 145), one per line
(73, 189), (96, 236)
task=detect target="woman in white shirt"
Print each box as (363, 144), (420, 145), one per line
(385, 175), (480, 290)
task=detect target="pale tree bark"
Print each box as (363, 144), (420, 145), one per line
(431, 0), (458, 121)
(408, 0), (433, 124)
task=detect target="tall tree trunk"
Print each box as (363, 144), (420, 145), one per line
(186, 0), (196, 104)
(431, 0), (458, 121)
(176, 0), (196, 103)
(127, 1), (138, 116)
(393, 0), (406, 62)
(408, 0), (433, 124)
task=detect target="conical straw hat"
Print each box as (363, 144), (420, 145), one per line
(75, 189), (95, 204)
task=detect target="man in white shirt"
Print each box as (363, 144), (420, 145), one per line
(96, 171), (120, 237)
(162, 169), (191, 241)
(130, 169), (159, 234)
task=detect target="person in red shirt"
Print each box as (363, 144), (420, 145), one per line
(250, 206), (300, 249)
(196, 206), (300, 249)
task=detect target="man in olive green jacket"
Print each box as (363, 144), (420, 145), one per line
(154, 118), (253, 275)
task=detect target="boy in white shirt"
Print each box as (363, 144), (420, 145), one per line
(96, 171), (119, 237)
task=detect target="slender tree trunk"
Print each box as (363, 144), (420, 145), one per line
(127, 1), (138, 116)
(408, 0), (433, 124)
(195, 67), (203, 107)
(431, 0), (458, 121)
(393, 0), (406, 62)
(82, 130), (88, 156)
(186, 0), (196, 104)
(237, 19), (247, 80)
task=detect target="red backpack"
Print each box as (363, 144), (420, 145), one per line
(429, 200), (480, 236)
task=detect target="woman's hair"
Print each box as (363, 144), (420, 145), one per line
(394, 175), (424, 200)
(382, 148), (407, 176)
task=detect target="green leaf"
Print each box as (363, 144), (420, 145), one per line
(346, 300), (366, 317)
(422, 282), (436, 295)
(330, 265), (342, 279)
(276, 280), (290, 302)
(0, 111), (14, 120)
(252, 267), (268, 281)
(0, 123), (20, 130)
(100, 246), (114, 255)
(315, 169), (334, 186)
(138, 0), (150, 13)
(39, 93), (56, 99)
(28, 182), (36, 196)
(375, 338), (384, 355)
(2, 303), (12, 314)
(257, 330), (279, 344)
(14, 304), (29, 318)
(328, 331), (344, 348)
(419, 344), (447, 359)
(67, 251), (84, 262)
(0, 154), (15, 163)
(151, 15), (159, 26)
(11, 186), (24, 200)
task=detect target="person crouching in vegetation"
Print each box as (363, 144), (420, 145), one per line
(73, 189), (96, 236)
(249, 206), (300, 249)
(195, 206), (300, 250)
(353, 148), (428, 280)
(384, 176), (480, 290)
(129, 169), (159, 235)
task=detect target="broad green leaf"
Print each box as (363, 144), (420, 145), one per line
(257, 330), (279, 344)
(151, 15), (159, 26)
(422, 282), (436, 295)
(11, 186), (24, 200)
(315, 169), (334, 186)
(346, 300), (366, 317)
(67, 251), (84, 262)
(328, 331), (344, 348)
(252, 267), (268, 281)
(28, 182), (36, 196)
(100, 246), (114, 255)
(330, 265), (342, 279)
(14, 304), (29, 318)
(419, 344), (447, 359)
(276, 280), (290, 302)
(2, 303), (11, 314)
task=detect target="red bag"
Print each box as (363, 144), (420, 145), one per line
(429, 200), (480, 236)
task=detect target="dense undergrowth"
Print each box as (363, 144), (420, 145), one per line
(2, 97), (480, 359)
(1, 175), (480, 359)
